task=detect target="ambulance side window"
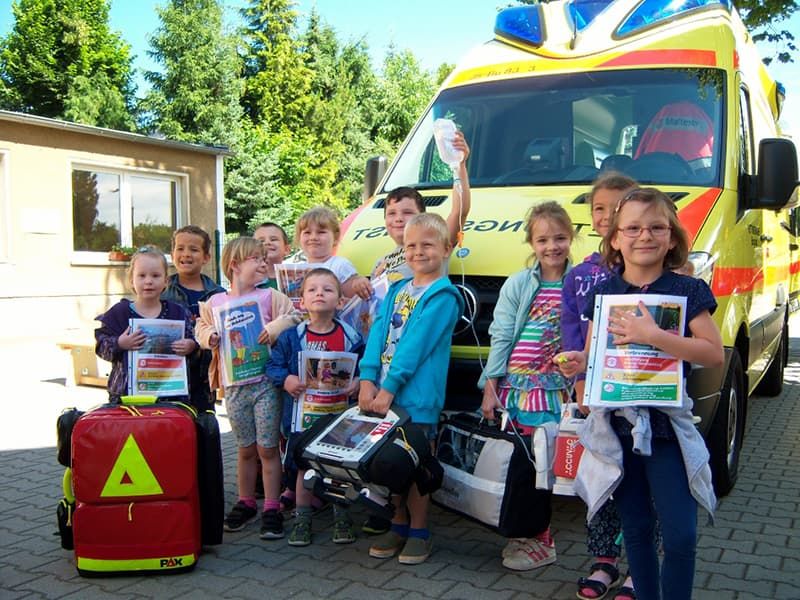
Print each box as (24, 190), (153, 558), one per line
(738, 87), (754, 175)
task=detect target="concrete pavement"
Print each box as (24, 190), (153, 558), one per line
(0, 325), (798, 599)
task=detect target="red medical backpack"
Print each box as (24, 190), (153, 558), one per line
(70, 400), (201, 576)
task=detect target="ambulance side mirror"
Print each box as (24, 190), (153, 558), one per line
(363, 155), (388, 203)
(753, 138), (799, 210)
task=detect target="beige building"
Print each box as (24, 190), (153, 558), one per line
(0, 110), (229, 343)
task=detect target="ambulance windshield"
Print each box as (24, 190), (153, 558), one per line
(382, 68), (724, 191)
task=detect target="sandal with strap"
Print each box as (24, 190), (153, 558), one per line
(576, 562), (622, 600)
(612, 585), (636, 600)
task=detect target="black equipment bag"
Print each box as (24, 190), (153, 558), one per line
(433, 412), (551, 538)
(56, 407), (84, 467)
(195, 410), (224, 546)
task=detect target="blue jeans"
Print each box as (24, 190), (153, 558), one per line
(613, 436), (697, 600)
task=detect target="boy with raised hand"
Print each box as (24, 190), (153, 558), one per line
(358, 213), (464, 565)
(372, 132), (471, 283)
(361, 133), (471, 536)
(162, 225), (225, 411)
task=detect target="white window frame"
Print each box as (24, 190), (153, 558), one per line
(69, 161), (188, 265)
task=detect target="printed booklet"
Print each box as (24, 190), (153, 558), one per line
(338, 273), (390, 341)
(127, 318), (188, 396)
(275, 262), (314, 310)
(292, 350), (358, 432)
(584, 294), (686, 408)
(211, 294), (270, 387)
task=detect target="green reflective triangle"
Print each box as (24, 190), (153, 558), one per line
(100, 434), (163, 497)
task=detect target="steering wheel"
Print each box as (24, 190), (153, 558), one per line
(630, 152), (694, 182)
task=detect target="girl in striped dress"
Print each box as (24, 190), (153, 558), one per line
(480, 201), (574, 571)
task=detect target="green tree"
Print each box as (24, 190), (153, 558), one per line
(141, 0), (242, 146)
(738, 0), (798, 64)
(0, 0), (134, 129)
(240, 0), (312, 131)
(373, 47), (437, 146)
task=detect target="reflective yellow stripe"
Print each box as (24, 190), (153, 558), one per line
(62, 468), (74, 503)
(77, 554), (195, 571)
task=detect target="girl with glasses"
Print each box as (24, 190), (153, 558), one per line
(556, 188), (722, 600)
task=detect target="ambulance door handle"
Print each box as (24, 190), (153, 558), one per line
(790, 244), (799, 251)
(760, 234), (773, 242)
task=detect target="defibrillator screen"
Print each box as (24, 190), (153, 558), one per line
(318, 418), (377, 450)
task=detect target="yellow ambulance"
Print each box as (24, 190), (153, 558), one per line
(338, 0), (799, 495)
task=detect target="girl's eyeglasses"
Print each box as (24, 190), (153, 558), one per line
(618, 225), (672, 238)
(244, 255), (269, 264)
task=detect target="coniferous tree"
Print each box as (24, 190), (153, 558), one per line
(141, 0), (242, 146)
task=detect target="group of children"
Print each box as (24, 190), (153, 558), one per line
(95, 128), (719, 597)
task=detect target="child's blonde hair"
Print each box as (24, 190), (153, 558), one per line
(294, 206), (341, 246)
(524, 201), (575, 266)
(404, 213), (450, 247)
(127, 245), (168, 287)
(602, 187), (689, 270)
(221, 236), (263, 281)
(300, 267), (342, 297)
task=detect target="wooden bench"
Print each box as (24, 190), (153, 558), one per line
(57, 341), (110, 388)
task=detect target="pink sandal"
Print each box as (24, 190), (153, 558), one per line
(576, 562), (621, 600)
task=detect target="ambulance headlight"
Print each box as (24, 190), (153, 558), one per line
(495, 6), (545, 48)
(686, 251), (716, 286)
(616, 0), (732, 38)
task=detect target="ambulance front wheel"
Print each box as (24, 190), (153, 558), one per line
(708, 351), (745, 497)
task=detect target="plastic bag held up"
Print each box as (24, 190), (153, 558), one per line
(432, 118), (464, 170)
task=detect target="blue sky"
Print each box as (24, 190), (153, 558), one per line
(0, 0), (797, 137)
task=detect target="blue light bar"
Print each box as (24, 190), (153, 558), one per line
(617, 0), (733, 38)
(567, 0), (614, 32)
(495, 6), (545, 48)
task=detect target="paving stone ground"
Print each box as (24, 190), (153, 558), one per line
(1, 320), (798, 599)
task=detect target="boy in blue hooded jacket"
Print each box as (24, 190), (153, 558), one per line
(359, 213), (464, 565)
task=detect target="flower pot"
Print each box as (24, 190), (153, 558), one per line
(108, 251), (131, 262)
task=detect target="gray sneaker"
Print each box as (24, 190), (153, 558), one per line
(369, 530), (407, 559)
(288, 518), (312, 546)
(398, 536), (433, 565)
(332, 517), (356, 544)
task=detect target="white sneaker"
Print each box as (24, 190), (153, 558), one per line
(501, 538), (528, 559)
(502, 538), (556, 571)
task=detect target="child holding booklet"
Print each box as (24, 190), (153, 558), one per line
(560, 173), (638, 600)
(479, 202), (574, 571)
(283, 206), (371, 299)
(266, 268), (364, 546)
(196, 237), (297, 539)
(556, 187), (722, 600)
(95, 245), (196, 404)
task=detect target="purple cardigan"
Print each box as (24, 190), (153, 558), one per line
(95, 299), (194, 401)
(560, 253), (613, 381)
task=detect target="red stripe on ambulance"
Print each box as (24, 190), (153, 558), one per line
(599, 49), (717, 68)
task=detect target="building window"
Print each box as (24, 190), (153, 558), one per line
(72, 167), (180, 254)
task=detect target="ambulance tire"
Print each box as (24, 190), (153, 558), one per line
(708, 352), (745, 497)
(754, 322), (786, 397)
